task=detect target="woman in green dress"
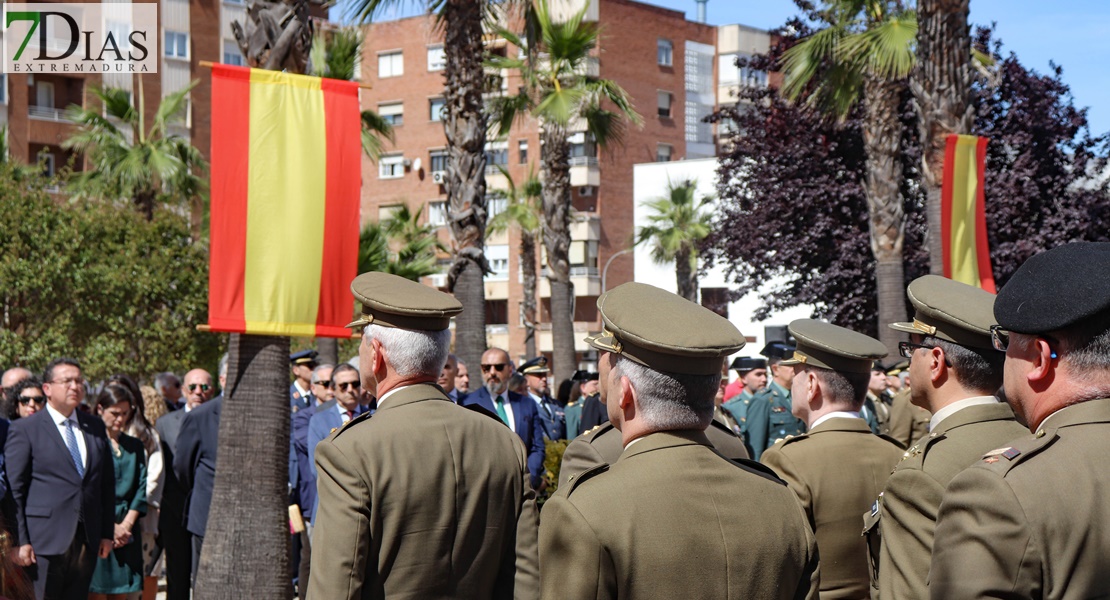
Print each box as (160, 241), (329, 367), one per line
(89, 384), (147, 600)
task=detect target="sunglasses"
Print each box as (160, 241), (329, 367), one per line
(187, 383), (211, 392)
(336, 381), (361, 391)
(480, 363), (507, 372)
(313, 380), (332, 388)
(18, 395), (45, 406)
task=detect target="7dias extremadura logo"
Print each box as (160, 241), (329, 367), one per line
(3, 3), (157, 74)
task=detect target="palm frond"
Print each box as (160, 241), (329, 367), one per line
(839, 11), (917, 79)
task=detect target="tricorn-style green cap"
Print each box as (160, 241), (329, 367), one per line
(345, 272), (462, 331)
(583, 282), (745, 375)
(889, 275), (997, 349)
(779, 319), (887, 374)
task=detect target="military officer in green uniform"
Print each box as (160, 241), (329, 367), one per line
(760, 319), (903, 600)
(540, 282), (819, 600)
(745, 342), (806, 459)
(864, 275), (1025, 600)
(720, 356), (768, 447)
(930, 242), (1110, 598)
(562, 370), (596, 440)
(309, 272), (539, 600)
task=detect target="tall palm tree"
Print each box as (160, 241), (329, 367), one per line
(780, 0), (916, 355)
(912, 0), (973, 274)
(488, 0), (641, 384)
(487, 165), (543, 356)
(633, 179), (713, 302)
(360, 204), (449, 280)
(64, 83), (208, 223)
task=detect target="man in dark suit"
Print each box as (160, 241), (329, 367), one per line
(6, 358), (115, 600)
(171, 369), (220, 588)
(465, 347), (546, 488)
(438, 354), (464, 403)
(307, 364), (369, 519)
(156, 367), (215, 600)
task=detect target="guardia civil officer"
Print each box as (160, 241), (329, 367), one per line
(930, 242), (1110, 598)
(309, 272), (539, 599)
(540, 283), (819, 600)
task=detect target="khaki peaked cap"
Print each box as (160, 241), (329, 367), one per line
(345, 271), (462, 331)
(780, 319), (887, 374)
(889, 275), (997, 349)
(584, 282), (745, 375)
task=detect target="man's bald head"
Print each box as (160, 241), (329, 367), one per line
(183, 368), (215, 409)
(1, 367), (32, 394)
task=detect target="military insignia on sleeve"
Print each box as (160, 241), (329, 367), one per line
(293, 391), (301, 399)
(330, 427), (339, 434)
(984, 457), (999, 464)
(1002, 447), (1021, 460)
(772, 406), (786, 413)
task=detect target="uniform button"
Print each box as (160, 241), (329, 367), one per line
(1036, 430), (1046, 438)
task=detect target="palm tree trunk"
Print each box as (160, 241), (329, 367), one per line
(316, 337), (339, 365)
(862, 75), (909, 356)
(541, 125), (576, 385)
(194, 334), (293, 600)
(521, 232), (538, 358)
(443, 0), (489, 371)
(675, 249), (697, 302)
(912, 0), (973, 275)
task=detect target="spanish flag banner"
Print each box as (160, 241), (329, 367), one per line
(207, 65), (361, 337)
(941, 134), (996, 293)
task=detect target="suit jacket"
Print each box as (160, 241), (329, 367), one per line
(870, 401), (1024, 600)
(541, 430), (819, 600)
(155, 409), (187, 529)
(289, 384), (312, 413)
(761, 417), (902, 600)
(5, 408), (115, 555)
(308, 402), (369, 479)
(930, 398), (1110, 599)
(292, 399), (335, 517)
(308, 383), (539, 600)
(465, 388), (546, 488)
(174, 396), (222, 538)
(527, 393), (566, 441)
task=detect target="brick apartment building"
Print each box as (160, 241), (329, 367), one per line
(359, 0), (739, 368)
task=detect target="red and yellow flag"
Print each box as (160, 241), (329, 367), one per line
(207, 65), (361, 337)
(941, 134), (995, 293)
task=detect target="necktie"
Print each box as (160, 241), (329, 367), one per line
(540, 398), (552, 418)
(64, 420), (84, 478)
(346, 409), (356, 422)
(494, 395), (510, 426)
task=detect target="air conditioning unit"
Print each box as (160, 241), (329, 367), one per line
(432, 171), (447, 185)
(579, 185), (595, 196)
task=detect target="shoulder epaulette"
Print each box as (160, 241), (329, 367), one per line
(564, 463), (609, 496)
(462, 402), (506, 425)
(975, 429), (1055, 475)
(729, 457), (784, 483)
(582, 422), (614, 441)
(708, 419), (733, 436)
(331, 410), (373, 440)
(878, 433), (905, 450)
(773, 432), (808, 448)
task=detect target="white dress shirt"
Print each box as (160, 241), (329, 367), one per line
(46, 403), (87, 469)
(929, 395), (999, 432)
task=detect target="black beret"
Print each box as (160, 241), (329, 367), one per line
(995, 242), (1110, 333)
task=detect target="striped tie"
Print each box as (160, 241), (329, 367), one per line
(64, 420), (84, 478)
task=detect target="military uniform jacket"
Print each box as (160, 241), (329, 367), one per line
(540, 430), (819, 600)
(761, 417), (902, 600)
(930, 398), (1110, 599)
(747, 381), (806, 460)
(308, 383), (540, 600)
(869, 401), (1025, 600)
(884, 388), (931, 450)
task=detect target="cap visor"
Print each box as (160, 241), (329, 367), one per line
(345, 317), (372, 329)
(779, 357), (803, 366)
(888, 322), (919, 335)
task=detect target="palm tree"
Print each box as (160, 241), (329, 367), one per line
(487, 165), (543, 356)
(488, 0), (641, 384)
(359, 204), (449, 280)
(64, 83), (208, 224)
(912, 0), (973, 274)
(633, 179), (713, 302)
(779, 0), (916, 355)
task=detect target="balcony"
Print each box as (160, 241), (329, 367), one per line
(537, 322), (595, 353)
(569, 156), (600, 187)
(538, 268), (601, 297)
(28, 105), (68, 122)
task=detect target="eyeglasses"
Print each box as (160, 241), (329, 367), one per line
(480, 363), (507, 372)
(313, 380), (332, 388)
(898, 341), (937, 359)
(48, 377), (85, 387)
(187, 383), (211, 392)
(990, 325), (1058, 359)
(18, 395), (45, 406)
(336, 381), (361, 391)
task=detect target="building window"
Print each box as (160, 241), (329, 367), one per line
(378, 204), (402, 221)
(518, 140), (528, 164)
(485, 141), (508, 168)
(378, 51), (403, 78)
(657, 39), (673, 67)
(658, 91), (673, 118)
(427, 45), (446, 71)
(487, 244), (510, 279)
(165, 31), (188, 59)
(428, 201), (448, 226)
(656, 144), (672, 162)
(429, 150), (448, 174)
(42, 153), (56, 178)
(378, 102), (403, 127)
(568, 132), (597, 160)
(223, 41), (244, 66)
(34, 81), (55, 109)
(429, 97), (445, 122)
(379, 154), (405, 179)
(487, 195), (507, 221)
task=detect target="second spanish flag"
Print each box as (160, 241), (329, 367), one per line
(207, 65), (361, 337)
(941, 134), (995, 293)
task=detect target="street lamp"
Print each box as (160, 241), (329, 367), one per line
(601, 248), (633, 293)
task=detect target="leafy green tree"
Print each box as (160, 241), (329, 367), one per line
(359, 204), (448, 280)
(64, 83), (208, 226)
(0, 163), (222, 379)
(487, 165), (543, 357)
(634, 179), (713, 302)
(488, 0), (641, 383)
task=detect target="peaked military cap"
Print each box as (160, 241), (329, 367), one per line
(345, 272), (463, 331)
(729, 356), (767, 372)
(290, 349), (318, 365)
(760, 341), (796, 360)
(584, 282), (745, 375)
(572, 370), (599, 382)
(520, 356), (550, 375)
(889, 275), (998, 349)
(885, 359), (910, 376)
(995, 242), (1110, 334)
(780, 319), (888, 374)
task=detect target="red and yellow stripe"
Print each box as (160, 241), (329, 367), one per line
(941, 134), (996, 293)
(208, 65), (361, 337)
